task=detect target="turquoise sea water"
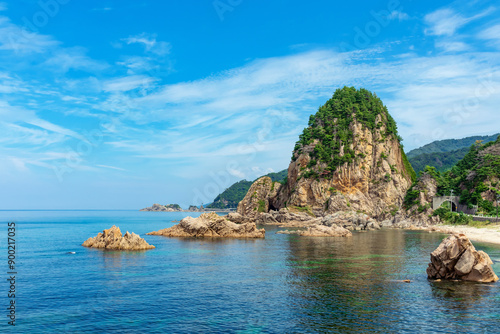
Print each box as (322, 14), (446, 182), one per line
(1, 210), (500, 333)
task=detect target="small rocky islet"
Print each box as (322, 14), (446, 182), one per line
(427, 233), (498, 283)
(82, 225), (155, 251)
(140, 203), (205, 212)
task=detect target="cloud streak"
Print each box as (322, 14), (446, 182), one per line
(424, 7), (495, 36)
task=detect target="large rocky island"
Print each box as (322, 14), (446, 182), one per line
(232, 87), (415, 230)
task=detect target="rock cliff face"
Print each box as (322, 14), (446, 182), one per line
(82, 226), (155, 250)
(237, 176), (282, 219)
(187, 205), (204, 212)
(147, 212), (265, 238)
(400, 171), (441, 226)
(427, 234), (498, 282)
(240, 87), (415, 219)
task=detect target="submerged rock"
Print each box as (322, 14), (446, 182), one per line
(426, 233), (498, 282)
(82, 225), (155, 250)
(278, 224), (352, 237)
(147, 212), (265, 238)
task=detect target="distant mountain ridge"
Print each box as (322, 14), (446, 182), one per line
(206, 169), (287, 209)
(407, 133), (500, 174)
(407, 134), (500, 158)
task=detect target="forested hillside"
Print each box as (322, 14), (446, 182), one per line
(406, 136), (500, 216)
(206, 169), (287, 209)
(407, 134), (499, 174)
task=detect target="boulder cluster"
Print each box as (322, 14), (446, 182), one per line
(278, 224), (352, 237)
(147, 212), (265, 238)
(229, 209), (380, 231)
(427, 234), (498, 283)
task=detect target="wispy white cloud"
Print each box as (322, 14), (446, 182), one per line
(42, 47), (108, 73)
(122, 33), (171, 56)
(103, 75), (156, 92)
(435, 41), (469, 52)
(97, 164), (126, 171)
(478, 23), (500, 39)
(0, 123), (65, 146)
(424, 7), (495, 36)
(115, 34), (173, 76)
(388, 10), (409, 22)
(0, 16), (59, 53)
(228, 168), (245, 178)
(0, 100), (88, 147)
(478, 23), (500, 48)
(0, 2), (7, 11)
(27, 118), (89, 143)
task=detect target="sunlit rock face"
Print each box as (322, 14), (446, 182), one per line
(83, 225), (155, 250)
(427, 233), (498, 283)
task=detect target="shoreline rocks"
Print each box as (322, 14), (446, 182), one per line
(82, 226), (155, 251)
(278, 224), (352, 237)
(320, 211), (381, 231)
(140, 204), (230, 213)
(147, 212), (265, 238)
(426, 233), (498, 283)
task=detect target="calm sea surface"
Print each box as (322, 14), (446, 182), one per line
(1, 210), (499, 333)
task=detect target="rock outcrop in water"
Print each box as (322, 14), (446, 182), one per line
(237, 176), (282, 219)
(140, 203), (182, 212)
(147, 212), (265, 238)
(426, 233), (498, 282)
(237, 87), (415, 222)
(82, 226), (155, 250)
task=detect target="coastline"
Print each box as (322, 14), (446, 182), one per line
(423, 224), (500, 245)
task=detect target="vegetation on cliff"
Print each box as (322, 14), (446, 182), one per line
(452, 137), (500, 214)
(292, 86), (415, 181)
(406, 136), (500, 217)
(207, 180), (254, 209)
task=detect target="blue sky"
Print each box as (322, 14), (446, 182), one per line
(1, 0), (500, 209)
